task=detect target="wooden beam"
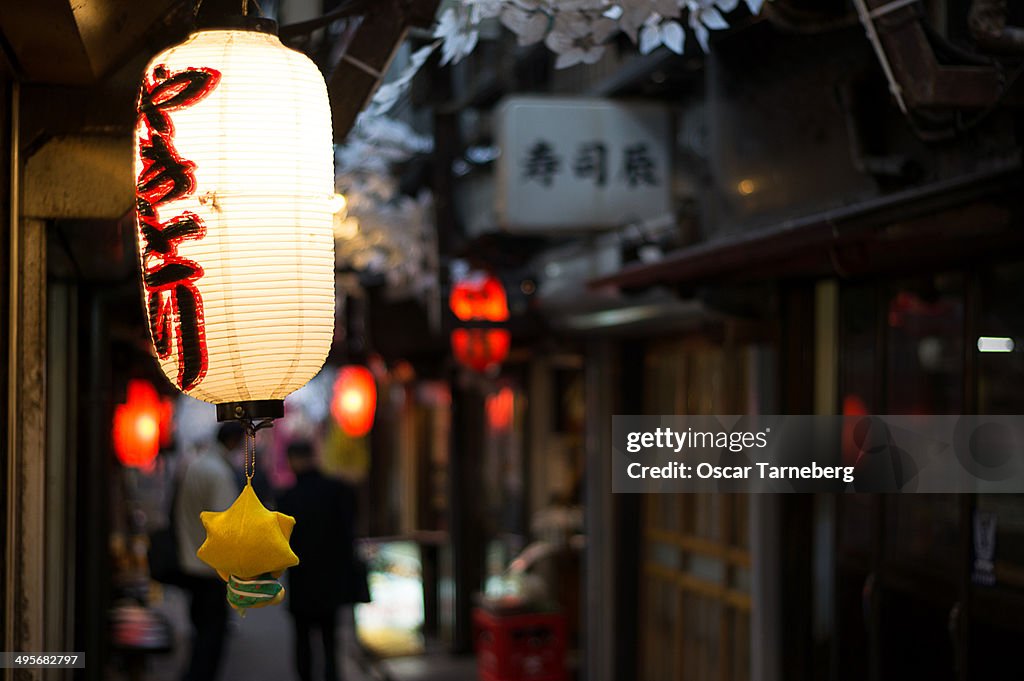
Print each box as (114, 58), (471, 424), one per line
(0, 0), (177, 84)
(327, 0), (439, 141)
(0, 0), (92, 83)
(5, 217), (47, 665)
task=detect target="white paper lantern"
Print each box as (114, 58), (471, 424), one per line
(134, 21), (335, 420)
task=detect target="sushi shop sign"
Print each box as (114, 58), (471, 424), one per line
(496, 96), (671, 233)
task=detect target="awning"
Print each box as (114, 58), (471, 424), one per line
(589, 159), (1024, 290)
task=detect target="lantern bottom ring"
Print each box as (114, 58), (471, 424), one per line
(216, 399), (285, 423)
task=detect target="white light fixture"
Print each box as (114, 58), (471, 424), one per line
(134, 17), (335, 421)
(978, 336), (1015, 353)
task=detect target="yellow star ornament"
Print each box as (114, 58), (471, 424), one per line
(196, 482), (299, 611)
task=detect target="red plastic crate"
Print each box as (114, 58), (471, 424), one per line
(473, 608), (566, 681)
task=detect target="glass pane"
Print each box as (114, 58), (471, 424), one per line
(687, 555), (725, 584)
(650, 540), (683, 572)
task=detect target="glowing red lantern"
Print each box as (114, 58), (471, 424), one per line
(113, 379), (166, 470)
(450, 272), (510, 373)
(486, 387), (515, 432)
(449, 273), (509, 323)
(332, 365), (377, 437)
(451, 329), (510, 373)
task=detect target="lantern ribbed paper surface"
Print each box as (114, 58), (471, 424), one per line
(134, 28), (335, 404)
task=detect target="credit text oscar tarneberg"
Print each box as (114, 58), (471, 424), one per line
(625, 461), (855, 483)
(623, 427), (855, 484)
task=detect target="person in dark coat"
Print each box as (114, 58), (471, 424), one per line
(277, 441), (360, 681)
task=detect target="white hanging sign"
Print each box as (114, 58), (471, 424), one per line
(495, 96), (672, 233)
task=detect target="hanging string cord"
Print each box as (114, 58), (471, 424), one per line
(240, 417), (274, 482)
(244, 430), (255, 482)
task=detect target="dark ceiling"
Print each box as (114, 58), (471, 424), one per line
(0, 0), (186, 84)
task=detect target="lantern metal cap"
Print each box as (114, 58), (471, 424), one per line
(216, 399), (285, 423)
(195, 15), (279, 35)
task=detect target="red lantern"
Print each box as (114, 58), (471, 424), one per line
(113, 379), (166, 470)
(486, 387), (515, 432)
(449, 273), (509, 322)
(332, 365), (377, 437)
(450, 272), (510, 373)
(451, 329), (510, 373)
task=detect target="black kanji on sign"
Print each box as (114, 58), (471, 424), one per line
(573, 142), (607, 187)
(622, 143), (658, 187)
(522, 140), (561, 187)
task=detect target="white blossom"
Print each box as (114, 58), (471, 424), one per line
(428, 0), (770, 68)
(500, 5), (549, 45)
(366, 42), (439, 117)
(434, 8), (479, 65)
(660, 20), (685, 53)
(544, 13), (616, 68)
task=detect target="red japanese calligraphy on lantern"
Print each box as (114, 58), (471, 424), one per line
(135, 65), (220, 391)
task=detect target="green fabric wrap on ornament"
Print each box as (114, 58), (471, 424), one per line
(226, 573), (284, 612)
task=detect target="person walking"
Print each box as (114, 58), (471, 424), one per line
(277, 441), (361, 681)
(176, 422), (243, 681)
